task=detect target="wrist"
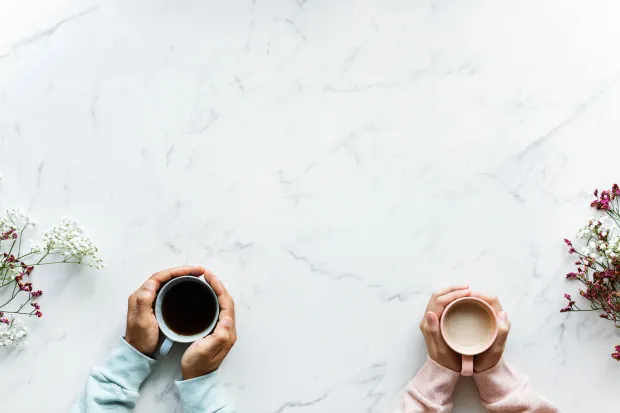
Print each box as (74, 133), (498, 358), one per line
(429, 351), (461, 372)
(182, 366), (217, 380)
(474, 358), (501, 373)
(124, 335), (152, 357)
(474, 352), (502, 373)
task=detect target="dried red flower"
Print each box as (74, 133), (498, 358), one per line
(563, 184), (620, 361)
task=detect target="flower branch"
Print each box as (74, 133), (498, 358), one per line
(562, 184), (620, 361)
(1, 209), (102, 346)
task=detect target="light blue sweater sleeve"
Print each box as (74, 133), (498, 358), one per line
(70, 338), (155, 413)
(176, 372), (236, 413)
(71, 338), (235, 413)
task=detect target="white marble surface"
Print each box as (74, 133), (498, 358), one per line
(2, 0), (620, 412)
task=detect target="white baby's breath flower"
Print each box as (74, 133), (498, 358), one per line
(38, 218), (103, 267)
(5, 209), (35, 227)
(577, 228), (591, 239)
(0, 317), (28, 346)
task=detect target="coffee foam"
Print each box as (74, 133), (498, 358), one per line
(443, 301), (494, 354)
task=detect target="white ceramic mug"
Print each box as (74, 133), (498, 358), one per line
(154, 276), (220, 359)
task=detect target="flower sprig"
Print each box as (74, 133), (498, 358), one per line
(29, 218), (104, 269)
(562, 185), (620, 361)
(0, 209), (102, 346)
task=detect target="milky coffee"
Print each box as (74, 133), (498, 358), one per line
(443, 301), (494, 353)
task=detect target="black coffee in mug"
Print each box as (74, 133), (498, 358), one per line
(161, 281), (218, 336)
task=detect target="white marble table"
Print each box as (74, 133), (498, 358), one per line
(2, 1), (620, 412)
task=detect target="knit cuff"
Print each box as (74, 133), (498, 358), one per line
(473, 359), (523, 404)
(411, 358), (460, 406)
(176, 371), (232, 413)
(92, 338), (156, 392)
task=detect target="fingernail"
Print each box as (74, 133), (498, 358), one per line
(144, 280), (157, 292)
(498, 311), (508, 322)
(221, 317), (233, 327)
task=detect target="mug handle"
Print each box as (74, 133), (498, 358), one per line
(461, 355), (474, 376)
(154, 337), (174, 360)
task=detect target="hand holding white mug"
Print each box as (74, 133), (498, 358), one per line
(125, 266), (207, 356)
(181, 271), (237, 380)
(419, 285), (471, 372)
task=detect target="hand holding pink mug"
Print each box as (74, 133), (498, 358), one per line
(419, 285), (471, 373)
(420, 287), (511, 375)
(470, 292), (511, 373)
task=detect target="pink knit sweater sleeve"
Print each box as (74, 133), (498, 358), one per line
(397, 358), (559, 413)
(396, 358), (460, 413)
(473, 359), (559, 412)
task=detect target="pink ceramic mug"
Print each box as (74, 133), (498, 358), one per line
(440, 297), (498, 376)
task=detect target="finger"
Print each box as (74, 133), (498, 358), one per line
(131, 279), (158, 314)
(426, 285), (469, 314)
(204, 272), (235, 321)
(148, 266), (206, 290)
(470, 291), (503, 313)
(203, 271), (237, 344)
(201, 316), (233, 358)
(203, 270), (231, 298)
(214, 280), (236, 344)
(490, 311), (510, 353)
(436, 288), (471, 307)
(433, 284), (469, 297)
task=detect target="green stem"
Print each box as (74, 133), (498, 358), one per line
(0, 310), (36, 316)
(0, 279), (15, 289)
(16, 251), (35, 260)
(33, 260), (84, 266)
(0, 284), (22, 309)
(6, 238), (17, 258)
(36, 252), (49, 265)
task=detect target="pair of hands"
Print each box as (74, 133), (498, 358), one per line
(420, 285), (510, 373)
(124, 266), (236, 380)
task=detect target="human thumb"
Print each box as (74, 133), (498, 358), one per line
(492, 311), (510, 351)
(202, 316), (233, 357)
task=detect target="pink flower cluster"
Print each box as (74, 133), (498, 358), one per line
(563, 185), (620, 361)
(0, 228), (18, 240)
(1, 243), (44, 324)
(590, 184), (620, 210)
(30, 303), (42, 318)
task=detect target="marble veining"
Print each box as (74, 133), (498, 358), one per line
(2, 0), (620, 412)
